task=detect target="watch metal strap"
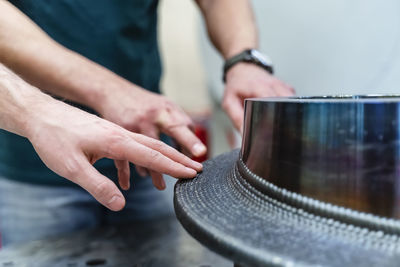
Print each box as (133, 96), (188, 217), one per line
(223, 49), (274, 82)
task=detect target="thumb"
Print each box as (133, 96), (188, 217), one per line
(75, 161), (126, 211)
(223, 95), (244, 133)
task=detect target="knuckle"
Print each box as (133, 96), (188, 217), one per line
(93, 179), (111, 199)
(146, 150), (161, 169)
(150, 149), (161, 160)
(141, 112), (152, 121)
(263, 83), (275, 91)
(163, 123), (184, 136)
(152, 140), (165, 151)
(146, 107), (160, 118)
(134, 111), (146, 121)
(163, 98), (175, 107)
(119, 120), (136, 131)
(63, 158), (84, 180)
(183, 114), (193, 124)
(164, 102), (173, 110)
(104, 132), (129, 158)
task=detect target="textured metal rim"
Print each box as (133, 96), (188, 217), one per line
(249, 95), (400, 103)
(241, 96), (400, 220)
(174, 150), (400, 267)
(237, 158), (400, 236)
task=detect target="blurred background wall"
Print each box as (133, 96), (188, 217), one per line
(159, 0), (400, 157)
(159, 0), (231, 157)
(159, 0), (209, 114)
(201, 0), (400, 97)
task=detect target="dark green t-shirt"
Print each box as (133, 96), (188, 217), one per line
(0, 0), (161, 185)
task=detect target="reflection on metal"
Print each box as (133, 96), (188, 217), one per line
(241, 95), (400, 219)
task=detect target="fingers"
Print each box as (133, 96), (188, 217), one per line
(156, 113), (207, 158)
(113, 144), (169, 192)
(133, 133), (203, 172)
(222, 94), (244, 132)
(150, 170), (166, 190)
(164, 125), (207, 158)
(114, 160), (130, 190)
(140, 123), (160, 140)
(75, 160), (126, 211)
(137, 123), (159, 178)
(272, 81), (295, 97)
(114, 138), (198, 178)
(222, 78), (295, 133)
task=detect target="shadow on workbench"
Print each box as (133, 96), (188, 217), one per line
(0, 215), (231, 267)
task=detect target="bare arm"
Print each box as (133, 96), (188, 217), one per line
(0, 64), (42, 137)
(0, 0), (118, 109)
(0, 63), (202, 210)
(195, 0), (294, 131)
(0, 0), (206, 177)
(195, 0), (258, 59)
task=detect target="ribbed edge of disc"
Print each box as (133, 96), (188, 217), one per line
(237, 158), (400, 235)
(174, 150), (400, 267)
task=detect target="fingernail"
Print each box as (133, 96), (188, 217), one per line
(185, 167), (197, 177)
(192, 143), (207, 157)
(122, 183), (130, 191)
(107, 195), (125, 211)
(193, 161), (203, 170)
(161, 179), (166, 190)
(108, 195), (118, 205)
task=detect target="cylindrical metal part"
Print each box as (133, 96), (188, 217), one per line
(241, 95), (400, 219)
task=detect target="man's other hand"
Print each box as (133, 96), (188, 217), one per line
(98, 86), (207, 182)
(223, 63), (295, 132)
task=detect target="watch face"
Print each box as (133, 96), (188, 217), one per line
(250, 49), (272, 66)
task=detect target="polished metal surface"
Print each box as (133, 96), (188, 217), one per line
(241, 95), (400, 219)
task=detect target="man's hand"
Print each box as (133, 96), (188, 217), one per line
(0, 64), (202, 211)
(223, 63), (295, 132)
(99, 86), (206, 156)
(26, 98), (202, 211)
(97, 84), (207, 183)
(195, 0), (295, 132)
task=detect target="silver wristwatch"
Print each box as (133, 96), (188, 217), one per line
(223, 49), (274, 82)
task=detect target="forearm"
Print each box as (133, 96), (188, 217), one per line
(195, 0), (258, 59)
(0, 0), (133, 113)
(0, 63), (52, 138)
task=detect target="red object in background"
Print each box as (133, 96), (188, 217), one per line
(191, 121), (209, 163)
